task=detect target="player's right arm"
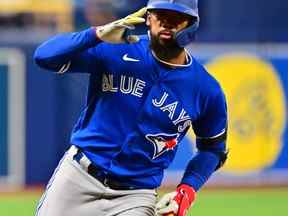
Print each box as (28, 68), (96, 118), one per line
(34, 7), (146, 73)
(34, 28), (102, 73)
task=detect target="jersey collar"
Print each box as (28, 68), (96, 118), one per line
(151, 48), (193, 68)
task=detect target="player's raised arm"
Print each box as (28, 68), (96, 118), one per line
(33, 7), (146, 73)
(34, 28), (101, 73)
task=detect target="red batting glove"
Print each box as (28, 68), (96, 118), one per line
(174, 184), (196, 216)
(156, 184), (196, 216)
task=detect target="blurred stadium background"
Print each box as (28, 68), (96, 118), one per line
(0, 0), (287, 215)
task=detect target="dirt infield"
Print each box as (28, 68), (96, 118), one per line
(0, 185), (43, 196)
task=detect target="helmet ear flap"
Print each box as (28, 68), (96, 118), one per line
(175, 21), (199, 47)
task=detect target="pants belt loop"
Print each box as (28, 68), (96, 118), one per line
(68, 145), (79, 158)
(78, 154), (91, 172)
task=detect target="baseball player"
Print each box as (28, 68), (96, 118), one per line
(34, 0), (228, 216)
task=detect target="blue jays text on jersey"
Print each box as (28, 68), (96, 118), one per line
(34, 28), (227, 191)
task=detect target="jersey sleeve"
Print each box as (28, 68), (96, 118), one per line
(180, 89), (228, 191)
(192, 89), (228, 152)
(34, 27), (104, 74)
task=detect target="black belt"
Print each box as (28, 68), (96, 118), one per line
(73, 148), (136, 190)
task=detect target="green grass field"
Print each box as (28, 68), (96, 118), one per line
(0, 188), (287, 216)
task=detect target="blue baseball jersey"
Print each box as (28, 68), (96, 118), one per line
(34, 28), (227, 190)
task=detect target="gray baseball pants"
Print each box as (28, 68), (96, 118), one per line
(35, 146), (157, 216)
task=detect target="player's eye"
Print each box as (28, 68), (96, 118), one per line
(151, 10), (193, 26)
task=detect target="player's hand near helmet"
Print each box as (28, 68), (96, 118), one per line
(156, 184), (196, 216)
(96, 7), (146, 44)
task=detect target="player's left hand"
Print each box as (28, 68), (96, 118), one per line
(156, 184), (196, 216)
(96, 7), (147, 44)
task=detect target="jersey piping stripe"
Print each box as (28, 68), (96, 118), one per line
(196, 128), (227, 145)
(57, 61), (71, 74)
(196, 128), (226, 139)
(35, 151), (68, 216)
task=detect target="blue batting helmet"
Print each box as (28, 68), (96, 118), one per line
(147, 0), (199, 47)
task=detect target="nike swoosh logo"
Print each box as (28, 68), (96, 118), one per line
(122, 54), (140, 62)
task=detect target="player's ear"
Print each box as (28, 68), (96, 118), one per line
(146, 12), (151, 26)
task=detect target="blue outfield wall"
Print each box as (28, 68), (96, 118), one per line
(0, 65), (8, 176)
(197, 0), (287, 42)
(0, 42), (287, 186)
(0, 43), (88, 185)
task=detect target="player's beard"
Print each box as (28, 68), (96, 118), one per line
(149, 31), (184, 61)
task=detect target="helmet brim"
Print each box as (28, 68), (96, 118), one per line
(147, 2), (199, 19)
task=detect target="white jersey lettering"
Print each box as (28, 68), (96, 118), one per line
(152, 92), (169, 107)
(102, 74), (110, 92)
(173, 109), (191, 125)
(153, 91), (192, 129)
(120, 75), (134, 94)
(178, 120), (191, 132)
(102, 74), (145, 98)
(160, 101), (178, 119)
(109, 74), (118, 92)
(131, 79), (146, 97)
